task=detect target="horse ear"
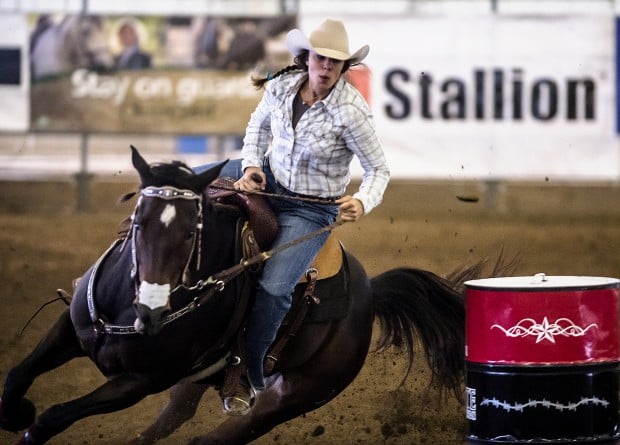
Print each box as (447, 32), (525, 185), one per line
(131, 145), (153, 184)
(195, 160), (228, 191)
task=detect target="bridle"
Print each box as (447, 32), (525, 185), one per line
(88, 185), (213, 335)
(126, 186), (205, 288)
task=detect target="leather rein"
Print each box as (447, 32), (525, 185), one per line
(87, 185), (342, 335)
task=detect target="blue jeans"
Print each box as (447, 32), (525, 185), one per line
(196, 159), (338, 388)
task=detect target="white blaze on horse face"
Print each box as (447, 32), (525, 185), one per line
(160, 204), (176, 228)
(138, 281), (171, 310)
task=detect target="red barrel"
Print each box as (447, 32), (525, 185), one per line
(465, 274), (620, 443)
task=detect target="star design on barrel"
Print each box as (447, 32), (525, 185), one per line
(491, 317), (598, 343)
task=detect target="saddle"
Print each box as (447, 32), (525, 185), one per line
(207, 178), (348, 399)
(207, 177), (343, 282)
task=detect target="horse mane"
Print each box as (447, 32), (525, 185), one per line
(113, 160), (202, 239)
(116, 155), (239, 240)
(142, 161), (202, 192)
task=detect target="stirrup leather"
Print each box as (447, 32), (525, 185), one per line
(264, 268), (320, 374)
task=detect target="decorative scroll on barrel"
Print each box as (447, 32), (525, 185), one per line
(465, 274), (620, 443)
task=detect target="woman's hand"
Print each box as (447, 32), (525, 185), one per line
(234, 167), (266, 192)
(335, 195), (365, 223)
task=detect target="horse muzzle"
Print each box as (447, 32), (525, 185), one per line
(133, 281), (172, 335)
(134, 303), (170, 336)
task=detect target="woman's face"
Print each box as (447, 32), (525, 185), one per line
(307, 51), (345, 92)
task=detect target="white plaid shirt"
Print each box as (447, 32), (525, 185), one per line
(241, 72), (389, 214)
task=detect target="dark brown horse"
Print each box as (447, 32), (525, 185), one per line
(0, 147), (483, 445)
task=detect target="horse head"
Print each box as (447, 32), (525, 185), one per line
(128, 146), (226, 335)
(31, 14), (115, 80)
(63, 15), (114, 73)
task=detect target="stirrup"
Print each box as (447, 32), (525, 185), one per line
(222, 383), (256, 416)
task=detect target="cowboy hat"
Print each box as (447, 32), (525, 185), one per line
(286, 19), (369, 64)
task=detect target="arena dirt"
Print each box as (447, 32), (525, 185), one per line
(1, 179), (619, 444)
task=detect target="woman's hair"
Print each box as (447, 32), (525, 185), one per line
(251, 50), (354, 89)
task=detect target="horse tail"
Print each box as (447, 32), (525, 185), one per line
(370, 252), (519, 399)
(371, 267), (466, 399)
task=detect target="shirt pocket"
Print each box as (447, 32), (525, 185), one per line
(306, 124), (349, 173)
(270, 107), (291, 140)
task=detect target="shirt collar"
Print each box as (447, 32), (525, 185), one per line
(286, 72), (345, 107)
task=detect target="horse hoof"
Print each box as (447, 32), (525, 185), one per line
(16, 429), (39, 445)
(0, 398), (36, 432)
(127, 434), (147, 445)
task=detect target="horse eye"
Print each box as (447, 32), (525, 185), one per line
(185, 230), (195, 240)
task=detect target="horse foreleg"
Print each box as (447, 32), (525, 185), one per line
(129, 381), (209, 445)
(0, 308), (83, 433)
(17, 373), (155, 445)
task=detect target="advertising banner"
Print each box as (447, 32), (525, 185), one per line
(32, 69), (262, 134)
(0, 13), (28, 132)
(28, 14), (296, 135)
(16, 11), (620, 180)
(302, 14), (617, 181)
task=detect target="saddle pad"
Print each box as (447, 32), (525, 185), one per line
(300, 233), (342, 282)
(290, 252), (349, 323)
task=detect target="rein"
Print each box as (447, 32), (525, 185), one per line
(168, 218), (343, 301)
(208, 182), (340, 206)
(87, 184), (343, 336)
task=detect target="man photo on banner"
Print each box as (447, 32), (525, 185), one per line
(115, 17), (152, 71)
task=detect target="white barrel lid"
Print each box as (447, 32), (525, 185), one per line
(465, 273), (620, 290)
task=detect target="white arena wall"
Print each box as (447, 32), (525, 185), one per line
(0, 0), (618, 183)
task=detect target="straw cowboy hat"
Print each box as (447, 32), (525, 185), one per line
(286, 19), (369, 64)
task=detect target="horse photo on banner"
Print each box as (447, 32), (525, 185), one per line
(29, 14), (114, 81)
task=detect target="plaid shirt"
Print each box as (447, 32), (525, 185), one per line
(241, 72), (389, 214)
